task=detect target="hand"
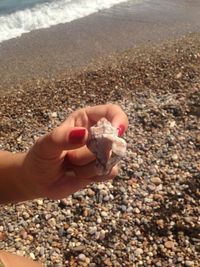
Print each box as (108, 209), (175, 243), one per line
(22, 104), (128, 200)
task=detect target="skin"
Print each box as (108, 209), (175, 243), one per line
(0, 104), (128, 266)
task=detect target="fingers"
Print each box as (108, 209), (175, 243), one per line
(48, 165), (118, 199)
(90, 165), (118, 183)
(85, 104), (129, 134)
(33, 104), (128, 159)
(67, 146), (96, 166)
(65, 162), (119, 180)
(33, 127), (88, 158)
(67, 104), (128, 135)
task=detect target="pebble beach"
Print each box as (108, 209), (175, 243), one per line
(0, 31), (199, 266)
(0, 1), (200, 266)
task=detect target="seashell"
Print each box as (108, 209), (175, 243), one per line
(87, 118), (127, 176)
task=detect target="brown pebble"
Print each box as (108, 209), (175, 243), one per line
(153, 194), (164, 201)
(156, 219), (164, 228)
(19, 229), (28, 239)
(150, 177), (162, 185)
(0, 232), (7, 241)
(196, 133), (200, 143)
(164, 241), (175, 249)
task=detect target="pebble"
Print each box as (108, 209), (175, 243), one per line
(0, 232), (6, 241)
(134, 248), (143, 257)
(39, 247), (45, 256)
(78, 253), (87, 262)
(97, 217), (102, 224)
(36, 199), (43, 205)
(48, 218), (57, 227)
(87, 188), (95, 196)
(30, 252), (35, 260)
(8, 225), (14, 232)
(171, 154), (179, 161)
(164, 241), (175, 249)
(196, 133), (200, 143)
(19, 229), (28, 239)
(185, 261), (194, 267)
(22, 212), (30, 219)
(51, 112), (58, 118)
(134, 208), (140, 214)
(150, 177), (162, 185)
(101, 211), (108, 217)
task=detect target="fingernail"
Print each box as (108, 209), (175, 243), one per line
(69, 128), (86, 144)
(117, 124), (125, 137)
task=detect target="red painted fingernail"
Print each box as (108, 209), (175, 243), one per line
(117, 124), (125, 137)
(69, 129), (86, 144)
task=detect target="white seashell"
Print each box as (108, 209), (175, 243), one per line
(87, 118), (127, 176)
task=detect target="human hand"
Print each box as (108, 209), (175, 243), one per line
(21, 104), (128, 200)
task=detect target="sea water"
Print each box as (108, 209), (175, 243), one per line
(0, 0), (132, 43)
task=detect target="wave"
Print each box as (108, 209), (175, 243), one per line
(0, 0), (129, 43)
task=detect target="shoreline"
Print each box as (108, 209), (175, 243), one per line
(0, 0), (200, 91)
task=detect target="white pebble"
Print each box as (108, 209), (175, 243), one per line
(78, 253), (86, 262)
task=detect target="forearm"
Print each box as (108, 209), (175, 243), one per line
(0, 151), (32, 204)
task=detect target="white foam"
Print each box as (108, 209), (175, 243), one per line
(0, 0), (130, 43)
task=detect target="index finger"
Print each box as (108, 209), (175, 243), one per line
(85, 104), (129, 131)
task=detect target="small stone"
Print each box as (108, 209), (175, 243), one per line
(97, 217), (102, 224)
(30, 252), (35, 260)
(48, 218), (56, 227)
(150, 177), (162, 185)
(196, 133), (200, 143)
(177, 257), (184, 262)
(156, 219), (164, 228)
(99, 230), (106, 240)
(176, 72), (182, 79)
(132, 163), (140, 169)
(134, 248), (143, 257)
(58, 227), (65, 237)
(134, 208), (140, 214)
(87, 188), (95, 196)
(100, 189), (108, 196)
(72, 245), (85, 252)
(22, 212), (30, 219)
(17, 135), (22, 143)
(8, 225), (14, 232)
(169, 120), (176, 128)
(39, 247), (45, 256)
(19, 229), (28, 239)
(0, 232), (7, 241)
(153, 194), (164, 201)
(36, 199), (43, 205)
(15, 242), (21, 249)
(164, 241), (175, 249)
(185, 261), (194, 267)
(89, 226), (97, 235)
(103, 195), (110, 201)
(171, 154), (178, 161)
(120, 205), (127, 212)
(101, 211), (108, 217)
(51, 112), (57, 118)
(78, 253), (86, 262)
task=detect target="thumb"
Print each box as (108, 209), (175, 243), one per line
(34, 126), (88, 157)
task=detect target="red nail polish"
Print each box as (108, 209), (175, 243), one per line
(69, 129), (86, 144)
(117, 124), (125, 137)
